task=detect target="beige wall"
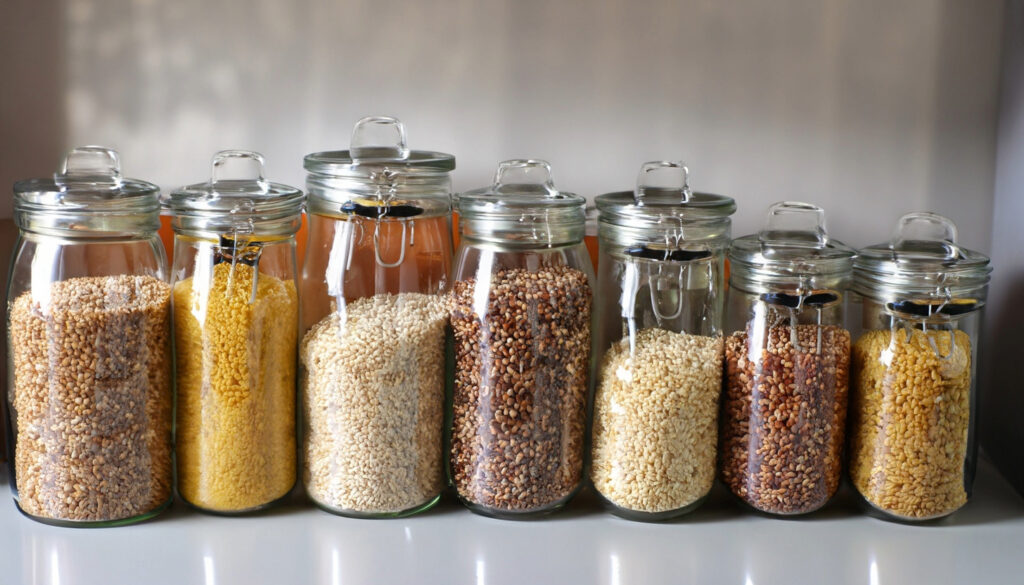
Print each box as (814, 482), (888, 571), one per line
(1, 0), (997, 251)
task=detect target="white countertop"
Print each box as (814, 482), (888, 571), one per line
(2, 459), (1022, 585)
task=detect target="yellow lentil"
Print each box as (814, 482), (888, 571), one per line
(849, 328), (971, 520)
(173, 262), (298, 512)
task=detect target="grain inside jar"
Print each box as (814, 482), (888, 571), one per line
(849, 328), (971, 519)
(174, 262), (298, 512)
(10, 275), (173, 523)
(450, 265), (591, 514)
(590, 327), (722, 515)
(301, 292), (447, 515)
(720, 322), (850, 515)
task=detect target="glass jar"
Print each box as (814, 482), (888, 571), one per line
(719, 202), (855, 516)
(449, 160), (593, 518)
(6, 146), (172, 526)
(167, 150), (303, 514)
(300, 116), (454, 517)
(590, 161), (734, 521)
(849, 212), (990, 522)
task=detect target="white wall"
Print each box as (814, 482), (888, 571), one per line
(4, 0), (998, 252)
(981, 0), (1024, 494)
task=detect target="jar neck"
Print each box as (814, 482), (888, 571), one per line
(170, 214), (301, 240)
(459, 209), (584, 248)
(306, 172), (451, 217)
(729, 264), (850, 296)
(598, 218), (731, 252)
(15, 207), (161, 238)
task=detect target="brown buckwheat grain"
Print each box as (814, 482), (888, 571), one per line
(450, 265), (591, 513)
(720, 323), (850, 515)
(301, 292), (447, 515)
(10, 275), (172, 522)
(591, 327), (723, 514)
(850, 328), (971, 519)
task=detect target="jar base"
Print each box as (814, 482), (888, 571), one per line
(724, 486), (836, 518)
(594, 490), (710, 522)
(854, 490), (963, 524)
(176, 482), (295, 516)
(455, 487), (580, 520)
(12, 496), (172, 528)
(310, 493), (442, 519)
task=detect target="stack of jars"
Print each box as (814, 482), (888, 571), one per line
(2, 123), (991, 527)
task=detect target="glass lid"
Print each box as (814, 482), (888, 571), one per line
(166, 150), (303, 236)
(13, 146), (161, 235)
(303, 116), (454, 219)
(304, 116), (455, 175)
(595, 161), (735, 229)
(456, 159), (586, 246)
(731, 201), (855, 274)
(854, 212), (991, 309)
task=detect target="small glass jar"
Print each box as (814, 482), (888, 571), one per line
(167, 150), (303, 514)
(590, 161), (735, 521)
(300, 116), (454, 517)
(719, 202), (855, 516)
(849, 212), (990, 522)
(6, 146), (172, 526)
(449, 160), (593, 518)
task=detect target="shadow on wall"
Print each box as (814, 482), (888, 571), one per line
(980, 273), (1024, 495)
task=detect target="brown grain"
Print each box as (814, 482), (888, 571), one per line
(450, 265), (591, 514)
(720, 323), (850, 515)
(10, 275), (172, 522)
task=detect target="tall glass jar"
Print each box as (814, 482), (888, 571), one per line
(300, 116), (454, 518)
(849, 212), (990, 522)
(719, 202), (855, 516)
(590, 161), (734, 521)
(6, 146), (172, 526)
(449, 160), (593, 518)
(167, 150), (303, 514)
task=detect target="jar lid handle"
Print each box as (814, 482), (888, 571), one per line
(758, 201), (829, 249)
(891, 212), (960, 261)
(492, 159), (559, 197)
(55, 146), (123, 186)
(634, 161), (690, 206)
(210, 150), (270, 193)
(350, 116), (410, 161)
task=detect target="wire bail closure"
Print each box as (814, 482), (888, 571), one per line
(348, 117), (416, 269)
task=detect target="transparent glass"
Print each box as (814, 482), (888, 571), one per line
(6, 233), (172, 526)
(719, 284), (850, 515)
(300, 212), (452, 518)
(171, 233), (298, 514)
(848, 294), (982, 522)
(590, 237), (726, 521)
(448, 239), (594, 518)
